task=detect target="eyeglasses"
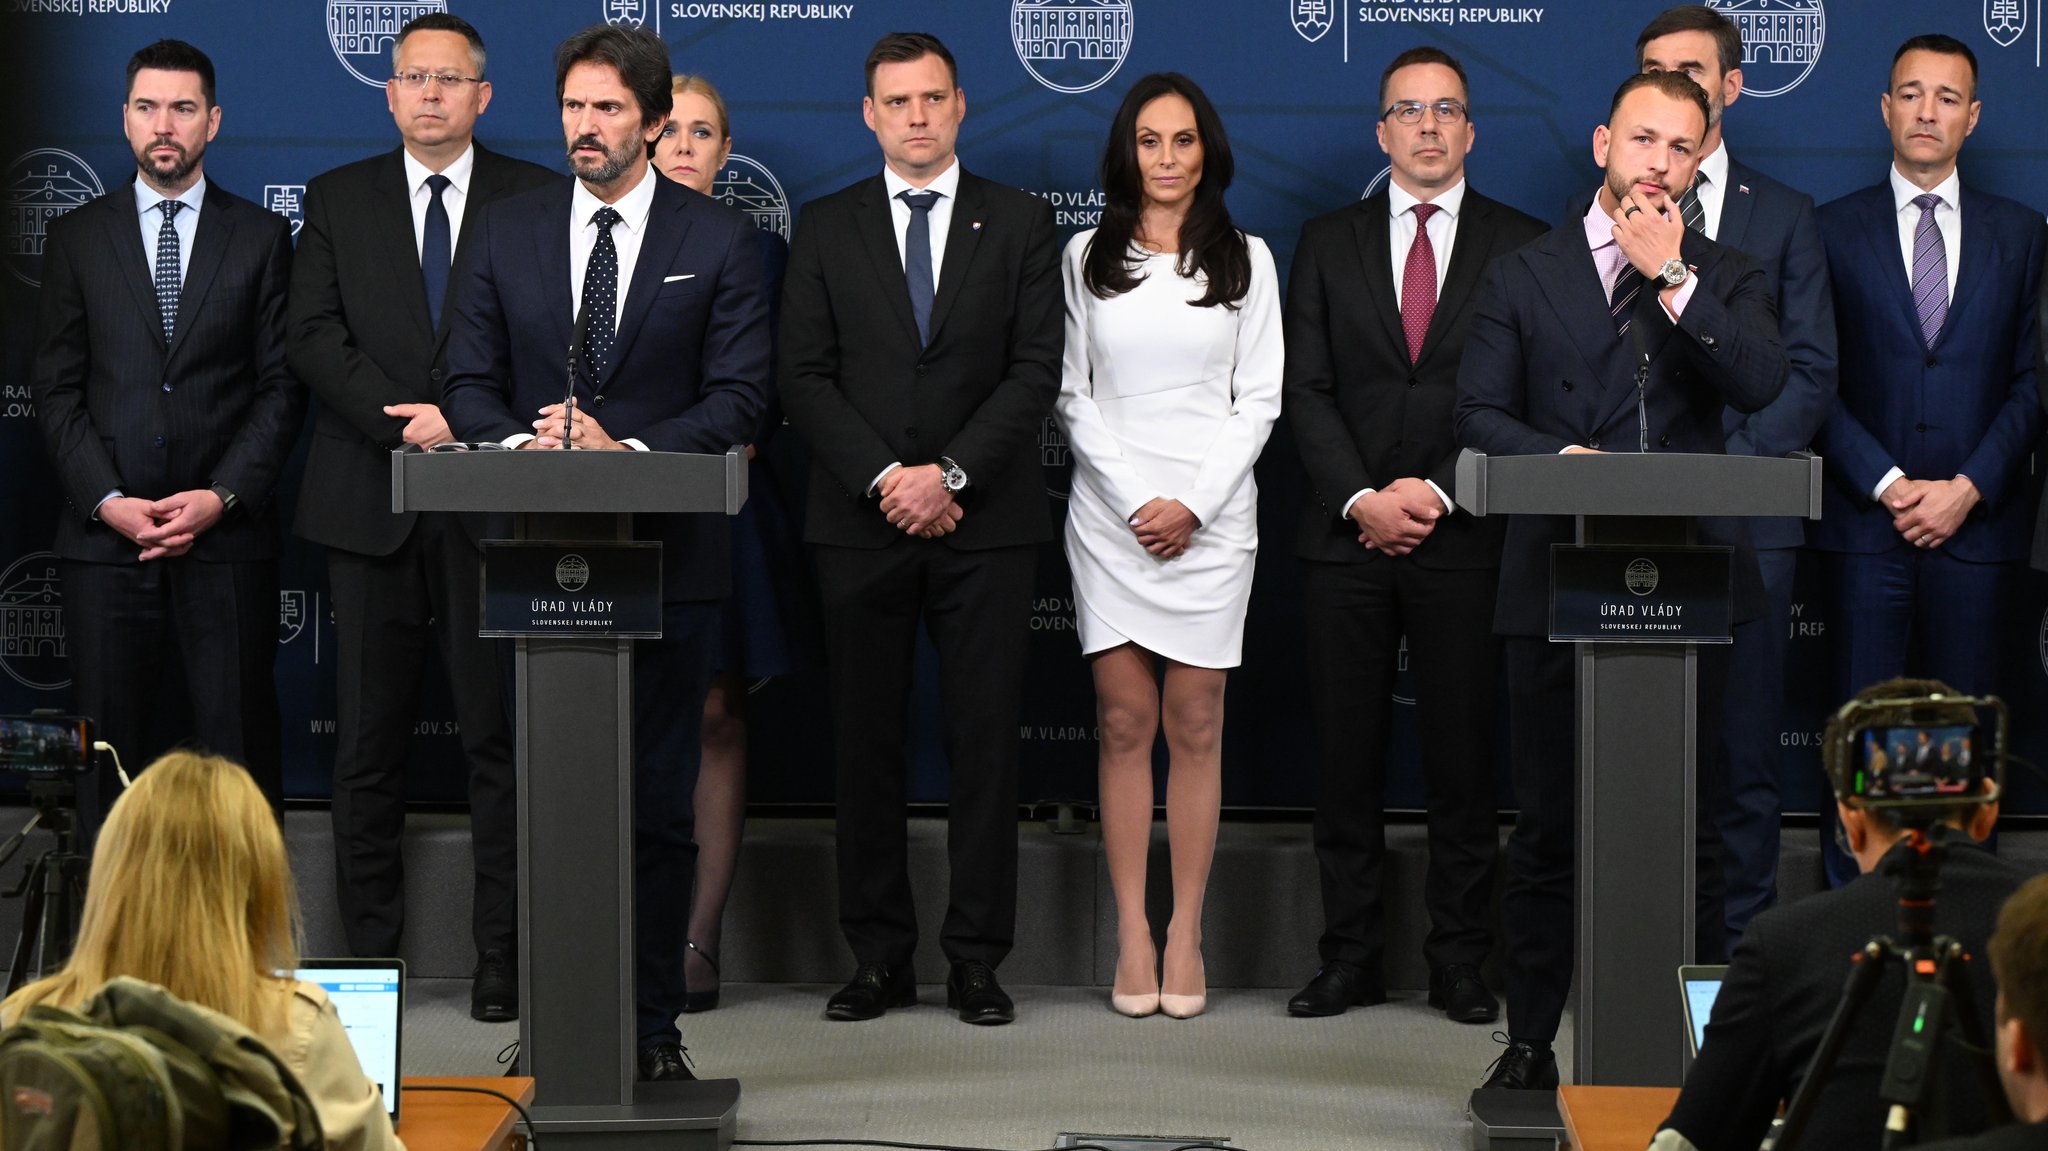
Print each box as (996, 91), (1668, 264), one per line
(1383, 99), (1468, 125)
(393, 71), (484, 90)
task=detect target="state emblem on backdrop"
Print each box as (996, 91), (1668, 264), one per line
(1705, 0), (1824, 97)
(1358, 165), (1391, 201)
(1985, 0), (2028, 48)
(7, 149), (104, 288)
(328, 0), (448, 87)
(278, 590), (308, 646)
(1011, 0), (1133, 94)
(603, 0), (648, 27)
(0, 554), (69, 693)
(1040, 415), (1071, 502)
(264, 185), (305, 238)
(1290, 0), (1334, 42)
(712, 155), (789, 241)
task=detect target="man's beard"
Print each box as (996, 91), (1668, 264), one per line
(568, 133), (640, 186)
(1605, 166), (1675, 210)
(136, 138), (201, 188)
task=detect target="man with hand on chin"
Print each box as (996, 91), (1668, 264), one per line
(1454, 69), (1786, 1090)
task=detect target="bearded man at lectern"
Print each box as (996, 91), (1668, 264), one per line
(440, 23), (770, 1081)
(1451, 69), (1786, 1091)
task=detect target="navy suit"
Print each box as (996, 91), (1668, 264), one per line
(443, 170), (771, 1044)
(1454, 216), (1787, 1045)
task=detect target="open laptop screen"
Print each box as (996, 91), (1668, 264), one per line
(293, 960), (404, 1125)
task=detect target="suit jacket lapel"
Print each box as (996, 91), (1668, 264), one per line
(533, 182), (576, 370)
(856, 177), (920, 348)
(1417, 194), (1486, 365)
(1716, 161), (1757, 252)
(1349, 193), (1407, 361)
(606, 177), (692, 384)
(438, 143), (510, 355)
(1531, 230), (1620, 390)
(106, 188), (165, 349)
(371, 149), (435, 350)
(926, 174), (985, 346)
(1939, 187), (1995, 352)
(1857, 187), (1922, 344)
(166, 182), (235, 362)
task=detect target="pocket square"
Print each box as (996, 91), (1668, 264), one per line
(664, 273), (696, 283)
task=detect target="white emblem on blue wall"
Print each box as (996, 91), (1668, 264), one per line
(264, 185), (305, 238)
(1012, 0), (1134, 95)
(713, 155), (790, 241)
(6, 148), (104, 288)
(1291, 0), (1334, 43)
(1705, 0), (1824, 98)
(328, 0), (449, 88)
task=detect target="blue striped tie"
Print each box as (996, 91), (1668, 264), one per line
(1910, 193), (1947, 348)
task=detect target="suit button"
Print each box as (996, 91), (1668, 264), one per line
(1925, 354), (1938, 368)
(1562, 380), (1574, 391)
(592, 395), (605, 408)
(430, 368), (444, 381)
(1701, 334), (1718, 349)
(1659, 434), (1671, 447)
(1408, 380), (1418, 388)
(905, 426), (919, 438)
(161, 382), (172, 393)
(1916, 422), (1928, 432)
(1588, 438), (1601, 449)
(916, 364), (930, 377)
(153, 436), (165, 448)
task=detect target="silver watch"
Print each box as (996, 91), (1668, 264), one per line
(938, 457), (968, 493)
(1658, 257), (1689, 288)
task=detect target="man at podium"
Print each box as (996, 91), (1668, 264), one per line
(441, 23), (771, 1080)
(1452, 70), (1786, 1090)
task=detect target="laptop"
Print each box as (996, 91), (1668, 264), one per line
(1678, 963), (1728, 1074)
(294, 959), (405, 1127)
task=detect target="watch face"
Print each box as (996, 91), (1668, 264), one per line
(1661, 259), (1687, 286)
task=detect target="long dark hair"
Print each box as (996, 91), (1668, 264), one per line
(1083, 72), (1250, 310)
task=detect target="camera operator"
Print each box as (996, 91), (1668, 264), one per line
(1651, 678), (2020, 1151)
(1918, 874), (2048, 1150)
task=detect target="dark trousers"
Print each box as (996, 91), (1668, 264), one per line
(812, 540), (1035, 968)
(326, 513), (515, 959)
(1301, 558), (1502, 972)
(1715, 546), (1798, 945)
(633, 601), (718, 1045)
(1501, 637), (1728, 1045)
(62, 557), (282, 832)
(1820, 548), (2007, 886)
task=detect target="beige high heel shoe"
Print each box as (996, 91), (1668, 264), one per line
(1160, 941), (1207, 1019)
(1110, 945), (1161, 1017)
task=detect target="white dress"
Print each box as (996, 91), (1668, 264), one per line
(1055, 229), (1284, 669)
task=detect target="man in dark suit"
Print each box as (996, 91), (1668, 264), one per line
(778, 31), (1061, 1026)
(441, 23), (769, 1079)
(1919, 874), (2048, 1151)
(1811, 35), (2043, 887)
(1453, 70), (1786, 1089)
(30, 39), (300, 827)
(1634, 5), (1839, 945)
(286, 12), (557, 1022)
(1282, 46), (1545, 1026)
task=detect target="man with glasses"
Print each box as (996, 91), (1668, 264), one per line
(286, 12), (556, 1023)
(1282, 45), (1544, 1026)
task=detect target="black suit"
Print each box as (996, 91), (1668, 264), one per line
(286, 143), (557, 961)
(779, 167), (1062, 967)
(1919, 1119), (2048, 1151)
(1454, 213), (1788, 1045)
(1283, 187), (1545, 977)
(1661, 842), (2026, 1151)
(30, 176), (301, 821)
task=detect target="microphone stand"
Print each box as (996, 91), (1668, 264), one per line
(563, 302), (597, 450)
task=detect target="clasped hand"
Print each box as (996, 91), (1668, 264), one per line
(880, 464), (962, 538)
(1610, 190), (1685, 283)
(1350, 477), (1441, 556)
(1883, 475), (1979, 550)
(527, 399), (623, 451)
(1130, 497), (1199, 559)
(101, 489), (225, 561)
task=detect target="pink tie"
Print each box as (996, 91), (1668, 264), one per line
(1401, 202), (1441, 364)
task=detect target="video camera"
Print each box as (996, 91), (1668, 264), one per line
(1821, 680), (2004, 816)
(0, 715), (95, 778)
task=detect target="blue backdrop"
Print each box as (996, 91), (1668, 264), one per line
(3, 0), (2047, 817)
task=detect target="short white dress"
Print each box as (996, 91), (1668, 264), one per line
(1054, 229), (1284, 669)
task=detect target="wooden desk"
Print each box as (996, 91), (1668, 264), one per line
(1559, 1085), (1681, 1151)
(399, 1077), (535, 1151)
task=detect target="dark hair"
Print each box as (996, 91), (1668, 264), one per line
(1376, 46), (1469, 114)
(1084, 72), (1249, 310)
(126, 39), (216, 107)
(554, 24), (672, 130)
(1634, 6), (1742, 76)
(1992, 875), (2048, 1058)
(1606, 70), (1710, 131)
(396, 12), (488, 78)
(864, 32), (957, 96)
(1892, 33), (1979, 96)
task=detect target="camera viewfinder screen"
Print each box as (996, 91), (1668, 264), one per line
(0, 718), (91, 773)
(1856, 724), (1979, 802)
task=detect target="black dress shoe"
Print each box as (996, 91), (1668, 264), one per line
(1429, 963), (1500, 1024)
(945, 960), (1015, 1025)
(637, 1042), (695, 1081)
(1287, 960), (1388, 1017)
(1481, 1037), (1559, 1091)
(825, 962), (917, 1021)
(470, 948), (517, 1023)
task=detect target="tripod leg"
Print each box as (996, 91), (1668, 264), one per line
(1940, 939), (2013, 1128)
(1767, 938), (1895, 1151)
(5, 857), (49, 994)
(38, 854), (84, 976)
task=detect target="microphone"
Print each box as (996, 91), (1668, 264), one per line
(1628, 291), (1652, 454)
(563, 302), (597, 450)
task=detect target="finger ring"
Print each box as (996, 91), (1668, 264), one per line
(1623, 204), (1642, 218)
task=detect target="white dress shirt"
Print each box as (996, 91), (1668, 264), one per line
(135, 175), (205, 285)
(1693, 141), (1729, 240)
(1870, 165), (1966, 501)
(870, 158), (964, 494)
(400, 143), (474, 261)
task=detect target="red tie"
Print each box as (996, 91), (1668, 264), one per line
(1401, 202), (1441, 363)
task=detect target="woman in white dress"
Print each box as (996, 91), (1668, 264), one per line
(1056, 72), (1283, 1020)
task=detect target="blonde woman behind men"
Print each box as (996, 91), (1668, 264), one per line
(1, 752), (402, 1151)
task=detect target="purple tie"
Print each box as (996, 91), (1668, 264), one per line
(1910, 193), (1948, 348)
(1400, 202), (1440, 363)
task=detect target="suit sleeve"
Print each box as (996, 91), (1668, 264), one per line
(1955, 218), (2046, 511)
(1454, 257), (1573, 456)
(1054, 236), (1159, 520)
(628, 216), (768, 453)
(777, 202), (901, 495)
(1657, 919), (1794, 1151)
(1727, 194), (1839, 459)
(441, 201), (525, 444)
(935, 195), (1064, 483)
(285, 179), (411, 448)
(1281, 221), (1377, 517)
(1659, 251), (1787, 415)
(1180, 236), (1284, 525)
(29, 216), (126, 521)
(208, 216), (305, 510)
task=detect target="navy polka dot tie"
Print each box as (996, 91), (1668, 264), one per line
(154, 199), (183, 341)
(580, 206), (622, 382)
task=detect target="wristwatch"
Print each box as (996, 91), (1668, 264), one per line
(1657, 257), (1689, 288)
(209, 482), (239, 513)
(937, 457), (969, 493)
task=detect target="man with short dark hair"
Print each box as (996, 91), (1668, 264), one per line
(1918, 874), (2048, 1150)
(287, 11), (557, 1022)
(442, 22), (770, 1079)
(31, 39), (300, 829)
(1282, 44), (1545, 1026)
(779, 30), (1062, 1026)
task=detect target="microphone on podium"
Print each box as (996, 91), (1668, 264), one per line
(562, 303), (598, 449)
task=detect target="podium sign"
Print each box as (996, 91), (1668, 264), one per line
(480, 541), (663, 638)
(1550, 545), (1734, 643)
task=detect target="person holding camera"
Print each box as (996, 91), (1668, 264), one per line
(1651, 678), (2021, 1151)
(1918, 874), (2048, 1151)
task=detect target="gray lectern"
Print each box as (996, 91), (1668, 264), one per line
(1458, 449), (1821, 1149)
(392, 446), (747, 1150)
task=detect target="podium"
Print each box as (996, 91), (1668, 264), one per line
(1456, 450), (1819, 1143)
(392, 446), (747, 1150)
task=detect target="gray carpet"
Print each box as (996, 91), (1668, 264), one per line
(404, 978), (1575, 1151)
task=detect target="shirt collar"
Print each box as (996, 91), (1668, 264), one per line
(1891, 164), (1962, 213)
(134, 174), (206, 218)
(1388, 176), (1466, 223)
(882, 157), (961, 203)
(1582, 189), (1616, 252)
(401, 142), (476, 197)
(572, 164), (658, 235)
(1696, 143), (1728, 194)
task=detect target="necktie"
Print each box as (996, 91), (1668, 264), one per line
(154, 199), (183, 341)
(1400, 202), (1441, 364)
(1678, 175), (1706, 235)
(1609, 248), (1644, 338)
(900, 189), (939, 346)
(580, 205), (623, 382)
(421, 173), (452, 329)
(1910, 193), (1948, 348)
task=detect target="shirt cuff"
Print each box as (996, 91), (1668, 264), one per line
(622, 438), (649, 452)
(1661, 274), (1697, 321)
(93, 490), (124, 520)
(1422, 479), (1453, 515)
(868, 461), (902, 498)
(1341, 487), (1374, 521)
(1872, 466), (1905, 502)
(503, 433), (536, 449)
